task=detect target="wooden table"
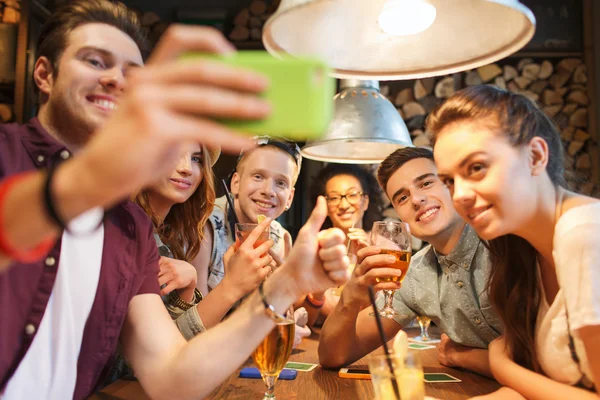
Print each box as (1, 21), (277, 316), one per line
(91, 329), (499, 400)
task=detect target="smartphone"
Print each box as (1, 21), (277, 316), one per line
(180, 51), (335, 140)
(239, 367), (297, 380)
(338, 368), (371, 380)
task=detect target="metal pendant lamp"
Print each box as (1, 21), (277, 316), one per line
(300, 79), (412, 164)
(263, 0), (536, 80)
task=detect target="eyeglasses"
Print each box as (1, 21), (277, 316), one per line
(325, 191), (365, 207)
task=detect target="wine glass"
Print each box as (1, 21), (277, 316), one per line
(251, 307), (295, 399)
(370, 221), (412, 320)
(412, 316), (440, 343)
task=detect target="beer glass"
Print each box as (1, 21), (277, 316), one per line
(371, 221), (411, 319)
(235, 223), (271, 253)
(252, 307), (295, 399)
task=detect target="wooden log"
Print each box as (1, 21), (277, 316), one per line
(394, 88), (414, 106)
(419, 95), (439, 114)
(414, 80), (428, 100)
(574, 129), (591, 142)
(413, 133), (432, 147)
(517, 58), (534, 71)
(248, 16), (262, 28)
(538, 60), (553, 80)
(544, 105), (563, 118)
(566, 90), (589, 106)
(529, 80), (549, 94)
(503, 65), (518, 82)
(380, 85), (390, 97)
(477, 64), (502, 82)
(229, 26), (250, 41)
(507, 81), (519, 93)
(556, 58), (582, 74)
(494, 76), (506, 90)
(541, 89), (564, 106)
(522, 63), (540, 81)
(249, 0), (267, 16)
(407, 115), (426, 131)
(572, 64), (587, 84)
(561, 126), (575, 141)
(519, 90), (539, 102)
(556, 87), (569, 97)
(561, 103), (578, 116)
(434, 77), (455, 98)
(402, 101), (426, 119)
(2, 6), (18, 23)
(570, 84), (587, 92)
(569, 108), (588, 128)
(513, 76), (531, 90)
(554, 113), (569, 130)
(410, 129), (424, 138)
(549, 72), (571, 89)
(234, 8), (250, 26)
(249, 27), (262, 40)
(465, 70), (483, 86)
(568, 140), (584, 156)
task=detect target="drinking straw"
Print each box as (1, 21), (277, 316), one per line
(368, 286), (401, 400)
(221, 179), (240, 225)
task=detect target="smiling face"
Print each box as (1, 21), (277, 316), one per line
(35, 23), (143, 148)
(231, 146), (296, 223)
(434, 120), (537, 240)
(147, 143), (204, 211)
(385, 157), (462, 243)
(325, 174), (369, 232)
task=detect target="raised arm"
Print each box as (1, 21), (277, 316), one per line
(319, 245), (404, 368)
(0, 25), (267, 270)
(122, 196), (350, 400)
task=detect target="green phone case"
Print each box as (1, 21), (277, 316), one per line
(181, 51), (335, 140)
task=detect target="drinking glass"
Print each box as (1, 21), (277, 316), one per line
(235, 223), (271, 253)
(368, 351), (425, 400)
(412, 316), (440, 343)
(370, 221), (412, 319)
(251, 307), (295, 399)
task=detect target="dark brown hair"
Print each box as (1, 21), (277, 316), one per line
(311, 164), (383, 231)
(376, 147), (435, 194)
(37, 0), (150, 74)
(134, 148), (216, 263)
(427, 84), (565, 372)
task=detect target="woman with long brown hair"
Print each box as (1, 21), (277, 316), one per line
(429, 85), (598, 399)
(135, 143), (272, 335)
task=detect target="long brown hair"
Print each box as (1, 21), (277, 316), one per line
(426, 85), (565, 372)
(135, 147), (216, 263)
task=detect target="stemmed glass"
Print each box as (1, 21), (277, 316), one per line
(251, 307), (295, 399)
(411, 316), (440, 343)
(370, 221), (412, 320)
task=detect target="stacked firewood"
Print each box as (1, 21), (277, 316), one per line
(0, 0), (20, 24)
(382, 57), (597, 196)
(229, 0), (280, 43)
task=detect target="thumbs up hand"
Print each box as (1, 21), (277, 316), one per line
(281, 196), (350, 297)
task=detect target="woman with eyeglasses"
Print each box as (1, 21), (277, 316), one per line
(305, 164), (383, 325)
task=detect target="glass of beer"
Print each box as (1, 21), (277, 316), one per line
(413, 316), (439, 343)
(368, 351), (424, 400)
(371, 221), (411, 319)
(235, 223), (271, 253)
(252, 307), (295, 399)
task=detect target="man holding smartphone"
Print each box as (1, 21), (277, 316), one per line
(319, 147), (502, 378)
(0, 1), (349, 398)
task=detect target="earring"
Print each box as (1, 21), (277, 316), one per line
(285, 206), (290, 210)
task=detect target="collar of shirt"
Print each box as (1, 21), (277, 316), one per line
(433, 224), (480, 273)
(20, 118), (72, 168)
